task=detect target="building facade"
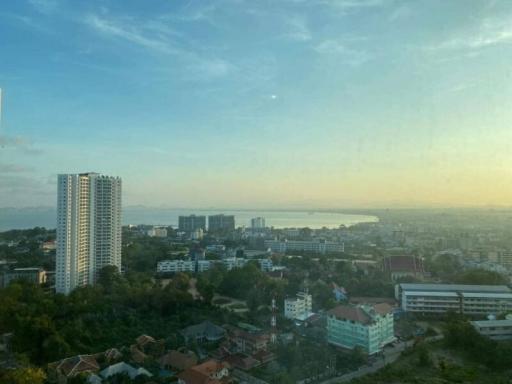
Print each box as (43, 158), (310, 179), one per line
(471, 319), (512, 340)
(147, 227), (167, 238)
(327, 303), (395, 355)
(251, 217), (266, 229)
(1, 267), (47, 288)
(157, 260), (195, 273)
(265, 239), (345, 254)
(396, 283), (512, 316)
(56, 173), (122, 294)
(284, 291), (313, 321)
(208, 214), (235, 233)
(178, 215), (206, 232)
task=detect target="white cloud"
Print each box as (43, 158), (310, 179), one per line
(28, 0), (59, 14)
(388, 4), (412, 22)
(314, 39), (371, 65)
(427, 16), (512, 51)
(283, 15), (312, 42)
(85, 14), (181, 55)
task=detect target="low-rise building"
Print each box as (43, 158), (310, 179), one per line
(327, 303), (395, 355)
(180, 321), (226, 344)
(265, 239), (344, 254)
(178, 359), (230, 384)
(100, 362), (152, 381)
(396, 283), (512, 316)
(471, 319), (512, 340)
(2, 267), (47, 288)
(147, 227), (168, 237)
(382, 255), (426, 281)
(284, 291), (313, 321)
(157, 260), (195, 273)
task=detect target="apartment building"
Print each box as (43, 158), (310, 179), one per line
(56, 173), (122, 294)
(178, 215), (206, 232)
(396, 283), (512, 316)
(327, 303), (395, 355)
(284, 291), (313, 321)
(208, 215), (235, 233)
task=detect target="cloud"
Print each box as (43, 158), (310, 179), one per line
(320, 0), (391, 13)
(28, 0), (59, 14)
(283, 15), (312, 42)
(388, 4), (412, 22)
(0, 164), (34, 174)
(83, 13), (235, 80)
(85, 14), (181, 55)
(427, 16), (512, 51)
(187, 58), (236, 80)
(0, 135), (43, 154)
(314, 39), (371, 65)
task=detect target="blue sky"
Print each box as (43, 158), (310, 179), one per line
(1, 0), (512, 208)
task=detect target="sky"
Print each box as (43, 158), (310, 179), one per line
(0, 0), (512, 209)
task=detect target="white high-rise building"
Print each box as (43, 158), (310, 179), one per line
(56, 173), (122, 294)
(251, 217), (266, 229)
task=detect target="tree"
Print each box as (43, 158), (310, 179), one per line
(0, 367), (46, 384)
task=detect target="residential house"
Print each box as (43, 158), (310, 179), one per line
(49, 355), (100, 383)
(160, 349), (198, 371)
(99, 362), (152, 380)
(180, 321), (226, 343)
(178, 359), (231, 384)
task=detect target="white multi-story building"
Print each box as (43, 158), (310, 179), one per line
(258, 259), (273, 272)
(157, 258), (273, 274)
(284, 291), (313, 321)
(197, 260), (212, 272)
(222, 257), (248, 271)
(471, 318), (512, 340)
(265, 239), (344, 254)
(157, 260), (195, 273)
(396, 283), (512, 316)
(56, 173), (122, 294)
(191, 228), (204, 240)
(147, 227), (167, 238)
(327, 303), (395, 355)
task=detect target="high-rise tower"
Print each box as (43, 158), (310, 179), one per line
(56, 173), (122, 294)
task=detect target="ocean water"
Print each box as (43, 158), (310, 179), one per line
(0, 207), (378, 231)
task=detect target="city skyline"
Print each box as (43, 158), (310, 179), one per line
(1, 0), (512, 209)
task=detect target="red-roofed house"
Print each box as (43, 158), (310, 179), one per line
(178, 359), (231, 384)
(382, 255), (426, 281)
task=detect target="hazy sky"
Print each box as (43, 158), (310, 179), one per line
(1, 0), (511, 209)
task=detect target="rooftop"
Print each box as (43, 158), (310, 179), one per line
(398, 283), (511, 294)
(472, 319), (512, 328)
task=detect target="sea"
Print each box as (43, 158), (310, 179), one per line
(0, 207), (378, 231)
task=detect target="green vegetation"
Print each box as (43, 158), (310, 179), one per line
(0, 227), (55, 270)
(349, 342), (512, 384)
(0, 267), (232, 366)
